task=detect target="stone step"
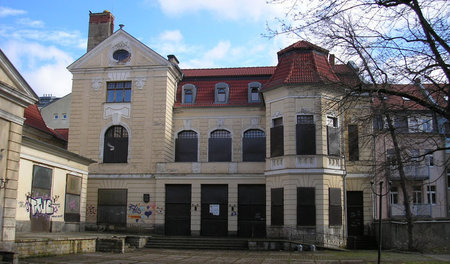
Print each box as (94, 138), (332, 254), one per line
(145, 237), (248, 250)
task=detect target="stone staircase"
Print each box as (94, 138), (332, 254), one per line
(145, 236), (249, 250)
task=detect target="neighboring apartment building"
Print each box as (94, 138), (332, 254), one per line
(40, 93), (71, 130)
(67, 11), (447, 248)
(372, 84), (449, 219)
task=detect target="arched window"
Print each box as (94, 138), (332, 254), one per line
(243, 129), (266, 161)
(248, 82), (262, 103)
(103, 125), (128, 163)
(182, 84), (197, 104)
(214, 83), (229, 104)
(175, 130), (198, 162)
(209, 129), (231, 161)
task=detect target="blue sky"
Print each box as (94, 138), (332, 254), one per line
(0, 0), (297, 97)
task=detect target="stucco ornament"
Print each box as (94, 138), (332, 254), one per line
(109, 39), (132, 66)
(135, 77), (146, 90)
(92, 78), (103, 91)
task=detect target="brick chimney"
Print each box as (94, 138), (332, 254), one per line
(87, 10), (114, 52)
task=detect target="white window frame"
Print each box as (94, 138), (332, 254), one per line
(214, 82), (230, 104)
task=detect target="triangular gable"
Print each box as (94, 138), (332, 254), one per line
(68, 29), (171, 71)
(0, 49), (38, 106)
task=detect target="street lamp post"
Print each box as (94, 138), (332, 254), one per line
(371, 180), (391, 264)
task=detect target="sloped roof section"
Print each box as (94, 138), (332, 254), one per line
(24, 104), (67, 141)
(175, 67), (274, 107)
(262, 40), (342, 90)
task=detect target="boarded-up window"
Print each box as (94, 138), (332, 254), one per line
(270, 117), (284, 157)
(297, 187), (315, 226)
(209, 130), (231, 161)
(97, 189), (127, 226)
(243, 129), (266, 162)
(296, 115), (316, 155)
(65, 174), (82, 222)
(348, 125), (359, 161)
(327, 117), (340, 156)
(271, 188), (284, 226)
(175, 130), (198, 162)
(32, 165), (52, 195)
(329, 188), (342, 226)
(103, 125), (128, 163)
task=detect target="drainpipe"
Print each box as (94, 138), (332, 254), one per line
(342, 123), (348, 242)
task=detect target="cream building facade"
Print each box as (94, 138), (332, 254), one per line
(0, 49), (38, 252)
(67, 11), (377, 248)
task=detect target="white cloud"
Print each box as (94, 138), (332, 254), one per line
(2, 41), (73, 97)
(0, 6), (26, 17)
(4, 29), (86, 49)
(181, 41), (231, 68)
(16, 18), (44, 28)
(160, 30), (183, 42)
(155, 0), (286, 21)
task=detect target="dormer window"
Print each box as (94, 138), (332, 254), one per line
(182, 84), (197, 104)
(248, 82), (262, 103)
(214, 83), (229, 104)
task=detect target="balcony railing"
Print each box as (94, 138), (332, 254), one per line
(388, 165), (429, 181)
(390, 203), (432, 217)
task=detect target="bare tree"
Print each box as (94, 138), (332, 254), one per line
(267, 0), (449, 251)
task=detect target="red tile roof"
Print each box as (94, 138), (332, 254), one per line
(24, 104), (67, 141)
(176, 67), (273, 107)
(372, 83), (448, 111)
(54, 128), (69, 141)
(263, 40), (341, 90)
(182, 67), (276, 78)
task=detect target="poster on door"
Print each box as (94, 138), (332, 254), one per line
(209, 204), (220, 216)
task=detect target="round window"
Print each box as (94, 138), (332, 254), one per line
(113, 49), (130, 62)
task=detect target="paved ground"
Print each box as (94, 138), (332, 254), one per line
(20, 248), (450, 264)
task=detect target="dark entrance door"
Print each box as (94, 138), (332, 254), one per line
(201, 184), (228, 236)
(238, 184), (266, 238)
(347, 191), (364, 236)
(165, 184), (191, 236)
(97, 189), (127, 227)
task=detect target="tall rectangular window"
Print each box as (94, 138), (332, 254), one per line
(296, 115), (316, 155)
(327, 116), (340, 156)
(107, 81), (131, 103)
(65, 174), (82, 222)
(348, 125), (359, 161)
(390, 186), (398, 204)
(270, 117), (284, 157)
(271, 188), (284, 226)
(427, 185), (436, 204)
(329, 188), (342, 226)
(413, 186), (422, 204)
(297, 187), (315, 226)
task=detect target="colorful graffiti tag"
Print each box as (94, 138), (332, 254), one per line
(128, 202), (153, 223)
(24, 194), (60, 218)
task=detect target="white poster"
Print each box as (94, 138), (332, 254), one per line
(209, 204), (220, 216)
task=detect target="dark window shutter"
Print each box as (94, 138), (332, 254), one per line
(208, 138), (232, 161)
(296, 124), (316, 155)
(243, 137), (266, 161)
(329, 188), (342, 226)
(271, 188), (284, 226)
(327, 126), (340, 156)
(297, 187), (315, 226)
(175, 138), (198, 162)
(270, 126), (284, 157)
(348, 125), (359, 161)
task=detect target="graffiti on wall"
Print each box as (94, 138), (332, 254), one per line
(86, 204), (97, 218)
(21, 193), (61, 218)
(128, 202), (153, 223)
